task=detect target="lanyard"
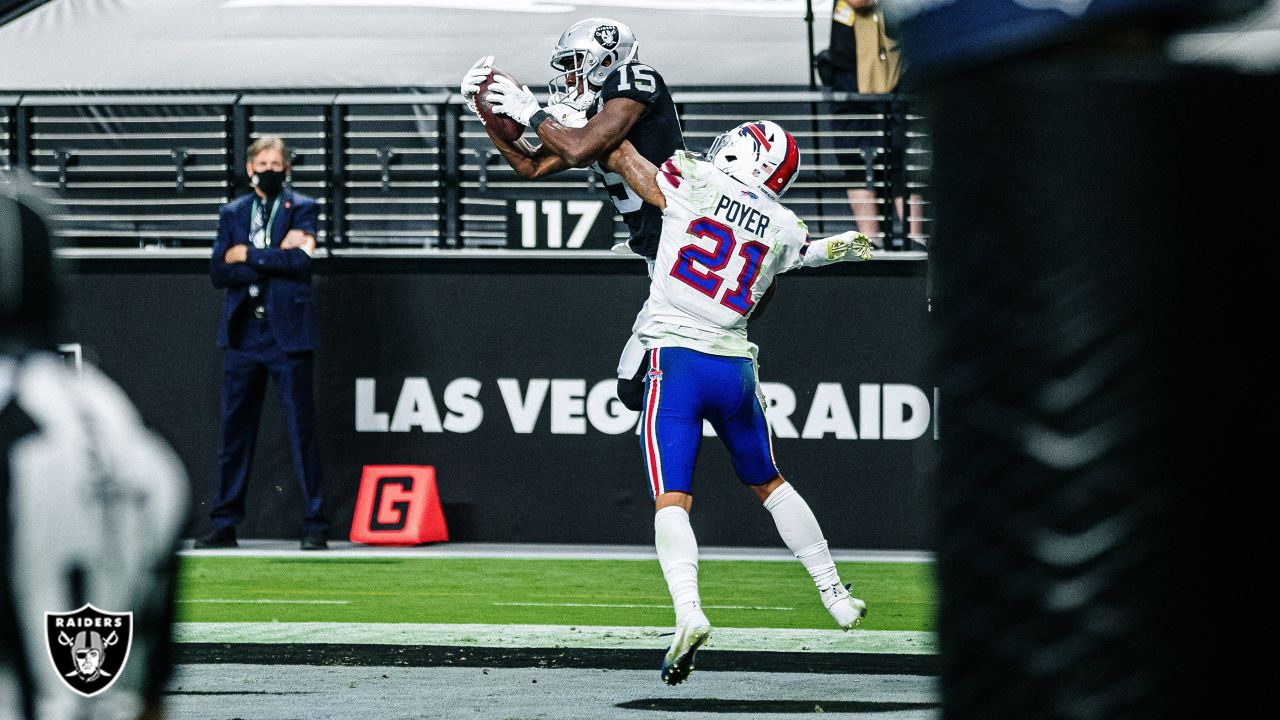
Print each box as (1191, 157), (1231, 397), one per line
(250, 195), (283, 246)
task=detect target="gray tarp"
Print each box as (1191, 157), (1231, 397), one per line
(0, 0), (816, 90)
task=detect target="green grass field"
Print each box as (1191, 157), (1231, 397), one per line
(176, 557), (935, 632)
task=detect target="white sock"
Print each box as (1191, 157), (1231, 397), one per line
(654, 505), (702, 623)
(763, 483), (841, 589)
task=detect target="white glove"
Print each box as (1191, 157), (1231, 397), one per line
(460, 55), (493, 115)
(803, 231), (874, 267)
(487, 75), (542, 126)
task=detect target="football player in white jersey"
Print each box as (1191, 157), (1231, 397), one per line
(1, 180), (188, 719)
(602, 121), (875, 685)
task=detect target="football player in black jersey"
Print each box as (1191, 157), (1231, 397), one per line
(461, 17), (685, 261)
(461, 18), (688, 410)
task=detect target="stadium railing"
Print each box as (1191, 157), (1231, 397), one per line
(0, 90), (930, 253)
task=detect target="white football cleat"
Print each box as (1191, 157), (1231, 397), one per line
(821, 582), (868, 630)
(660, 609), (712, 686)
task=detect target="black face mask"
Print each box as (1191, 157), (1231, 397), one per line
(252, 169), (286, 197)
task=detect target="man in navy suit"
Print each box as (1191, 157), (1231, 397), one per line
(196, 136), (329, 550)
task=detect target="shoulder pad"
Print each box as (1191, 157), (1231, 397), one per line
(601, 62), (665, 105)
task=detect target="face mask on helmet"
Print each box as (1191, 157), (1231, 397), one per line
(547, 53), (599, 110)
(708, 121), (802, 201)
(547, 17), (639, 108)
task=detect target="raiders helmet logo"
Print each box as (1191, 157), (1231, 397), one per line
(45, 605), (134, 697)
(593, 25), (619, 50)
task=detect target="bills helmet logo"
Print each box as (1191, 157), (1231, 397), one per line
(45, 605), (133, 697)
(740, 122), (772, 164)
(593, 25), (619, 50)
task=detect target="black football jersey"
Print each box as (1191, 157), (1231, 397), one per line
(587, 61), (685, 260)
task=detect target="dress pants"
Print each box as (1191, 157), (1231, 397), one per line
(211, 313), (327, 536)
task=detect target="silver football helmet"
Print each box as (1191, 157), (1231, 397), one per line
(708, 121), (802, 201)
(548, 18), (639, 109)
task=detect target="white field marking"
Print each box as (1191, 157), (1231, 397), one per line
(492, 601), (794, 611)
(173, 622), (938, 655)
(177, 599), (351, 605)
(180, 541), (934, 564)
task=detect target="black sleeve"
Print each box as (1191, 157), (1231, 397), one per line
(616, 350), (651, 412)
(600, 63), (665, 107)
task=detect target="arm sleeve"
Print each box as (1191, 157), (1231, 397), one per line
(210, 207), (261, 289)
(657, 151), (720, 212)
(244, 199), (317, 277)
(245, 246), (312, 276)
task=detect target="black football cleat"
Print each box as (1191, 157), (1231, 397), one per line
(194, 526), (238, 549)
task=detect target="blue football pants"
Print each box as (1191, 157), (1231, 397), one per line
(639, 346), (780, 497)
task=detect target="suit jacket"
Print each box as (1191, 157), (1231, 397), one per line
(211, 190), (318, 353)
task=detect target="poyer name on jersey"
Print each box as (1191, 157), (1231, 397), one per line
(713, 194), (771, 237)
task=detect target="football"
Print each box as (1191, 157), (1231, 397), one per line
(476, 67), (526, 143)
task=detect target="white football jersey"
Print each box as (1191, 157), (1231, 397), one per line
(1, 353), (187, 720)
(632, 151), (812, 358)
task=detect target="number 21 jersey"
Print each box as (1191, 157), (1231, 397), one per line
(632, 151), (811, 359)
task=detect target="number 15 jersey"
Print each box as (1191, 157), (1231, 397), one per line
(632, 150), (812, 360)
(587, 62), (685, 260)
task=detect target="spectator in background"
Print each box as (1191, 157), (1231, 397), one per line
(197, 136), (329, 551)
(2, 176), (188, 720)
(816, 0), (921, 247)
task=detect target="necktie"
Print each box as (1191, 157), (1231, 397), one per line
(248, 199), (266, 312)
(251, 200), (268, 249)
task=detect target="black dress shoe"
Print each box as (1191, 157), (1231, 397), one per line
(300, 534), (328, 551)
(194, 526), (237, 549)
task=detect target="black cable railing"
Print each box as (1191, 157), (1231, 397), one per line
(1, 90), (930, 253)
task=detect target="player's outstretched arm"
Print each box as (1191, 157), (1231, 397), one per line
(604, 140), (665, 210)
(801, 231), (875, 267)
(487, 128), (571, 179)
(535, 97), (646, 168)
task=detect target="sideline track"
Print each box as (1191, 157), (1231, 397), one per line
(179, 541), (933, 563)
(174, 623), (938, 676)
(175, 622), (936, 655)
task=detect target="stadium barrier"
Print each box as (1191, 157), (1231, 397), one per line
(1, 89), (931, 251)
(61, 253), (934, 549)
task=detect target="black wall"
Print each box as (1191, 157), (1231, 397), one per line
(61, 256), (934, 549)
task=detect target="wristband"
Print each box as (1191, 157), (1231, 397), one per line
(528, 109), (552, 132)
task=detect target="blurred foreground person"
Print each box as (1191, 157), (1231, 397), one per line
(888, 1), (1276, 717)
(1, 178), (188, 719)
